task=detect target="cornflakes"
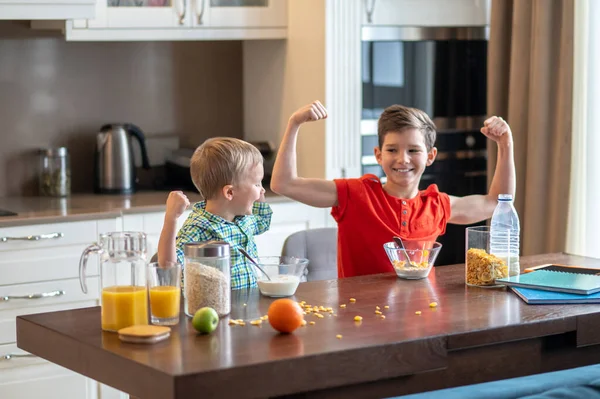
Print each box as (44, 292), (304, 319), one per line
(466, 248), (508, 286)
(392, 259), (430, 270)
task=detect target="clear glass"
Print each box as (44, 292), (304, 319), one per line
(148, 262), (181, 326)
(79, 232), (148, 332)
(108, 0), (171, 6)
(39, 149), (70, 197)
(210, 0), (268, 7)
(383, 240), (442, 280)
(184, 255), (231, 317)
(465, 226), (510, 287)
(254, 256), (308, 297)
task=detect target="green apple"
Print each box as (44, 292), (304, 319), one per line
(192, 307), (219, 334)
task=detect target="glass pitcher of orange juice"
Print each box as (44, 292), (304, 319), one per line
(79, 232), (148, 332)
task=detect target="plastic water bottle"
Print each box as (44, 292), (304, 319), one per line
(489, 194), (520, 276)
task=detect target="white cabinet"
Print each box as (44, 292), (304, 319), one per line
(0, 360), (98, 399)
(87, 0), (186, 29)
(193, 0), (287, 28)
(254, 201), (330, 257)
(64, 0), (288, 41)
(122, 209), (191, 258)
(0, 0), (95, 20)
(0, 218), (119, 399)
(122, 200), (330, 259)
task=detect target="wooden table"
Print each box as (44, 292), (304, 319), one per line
(16, 253), (600, 399)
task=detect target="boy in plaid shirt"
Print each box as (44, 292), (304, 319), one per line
(157, 137), (273, 290)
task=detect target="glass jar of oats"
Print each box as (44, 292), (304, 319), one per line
(184, 241), (231, 317)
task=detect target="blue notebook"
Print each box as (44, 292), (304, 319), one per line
(511, 287), (600, 304)
(496, 270), (600, 295)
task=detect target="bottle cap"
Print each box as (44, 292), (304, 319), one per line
(498, 194), (513, 201)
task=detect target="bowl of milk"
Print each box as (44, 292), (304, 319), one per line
(254, 256), (309, 297)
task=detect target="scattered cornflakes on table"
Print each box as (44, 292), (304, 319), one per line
(336, 334), (343, 339)
(429, 302), (438, 308)
(415, 311), (422, 315)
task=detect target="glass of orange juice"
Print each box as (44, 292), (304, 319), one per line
(147, 261), (182, 326)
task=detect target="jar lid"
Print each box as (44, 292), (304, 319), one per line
(185, 240), (230, 258)
(40, 147), (68, 157)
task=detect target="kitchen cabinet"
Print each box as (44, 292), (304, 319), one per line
(254, 201), (330, 256)
(121, 209), (191, 258)
(193, 0), (287, 28)
(0, 361), (98, 399)
(122, 200), (330, 258)
(0, 0), (95, 20)
(86, 0), (186, 29)
(62, 0), (287, 41)
(0, 218), (119, 399)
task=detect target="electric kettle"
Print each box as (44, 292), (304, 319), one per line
(94, 123), (151, 194)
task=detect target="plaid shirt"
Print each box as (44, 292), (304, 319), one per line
(176, 201), (272, 290)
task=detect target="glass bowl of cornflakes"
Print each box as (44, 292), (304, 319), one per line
(383, 240), (442, 279)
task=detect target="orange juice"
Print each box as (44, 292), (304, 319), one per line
(101, 286), (148, 332)
(149, 286), (180, 319)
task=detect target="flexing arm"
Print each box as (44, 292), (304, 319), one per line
(271, 101), (338, 208)
(157, 191), (190, 264)
(449, 116), (516, 224)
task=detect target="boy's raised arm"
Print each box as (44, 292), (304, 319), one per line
(449, 116), (516, 224)
(157, 191), (190, 265)
(271, 101), (338, 208)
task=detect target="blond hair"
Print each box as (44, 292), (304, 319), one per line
(378, 105), (437, 151)
(190, 137), (263, 200)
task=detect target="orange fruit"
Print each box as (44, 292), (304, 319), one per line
(267, 299), (304, 334)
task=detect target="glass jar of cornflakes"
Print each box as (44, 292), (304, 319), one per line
(465, 226), (510, 287)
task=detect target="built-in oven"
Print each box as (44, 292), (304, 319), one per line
(360, 26), (489, 266)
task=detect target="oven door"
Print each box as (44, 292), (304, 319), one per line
(361, 26), (488, 131)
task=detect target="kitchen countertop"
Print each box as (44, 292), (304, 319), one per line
(0, 190), (289, 228)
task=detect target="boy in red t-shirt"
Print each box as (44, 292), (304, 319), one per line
(271, 101), (515, 278)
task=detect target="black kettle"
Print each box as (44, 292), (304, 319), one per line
(94, 123), (151, 194)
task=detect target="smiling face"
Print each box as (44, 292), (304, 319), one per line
(230, 162), (265, 215)
(374, 129), (437, 196)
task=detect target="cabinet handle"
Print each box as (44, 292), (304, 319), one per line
(1, 353), (37, 361)
(175, 0), (186, 25)
(364, 0), (376, 24)
(1, 290), (66, 302)
(0, 232), (64, 242)
(196, 0), (206, 25)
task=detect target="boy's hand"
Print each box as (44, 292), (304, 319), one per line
(481, 116), (513, 146)
(289, 101), (328, 126)
(165, 191), (190, 221)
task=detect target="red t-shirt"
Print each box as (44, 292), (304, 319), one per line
(331, 174), (451, 278)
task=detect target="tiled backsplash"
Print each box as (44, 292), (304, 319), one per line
(0, 22), (243, 196)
